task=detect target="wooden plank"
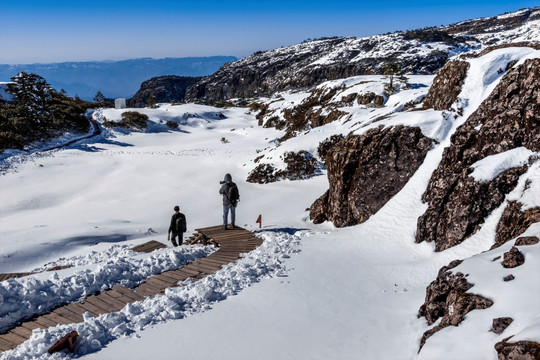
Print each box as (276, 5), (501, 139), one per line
(199, 258), (228, 266)
(106, 289), (139, 305)
(1, 331), (27, 345)
(85, 295), (122, 313)
(65, 303), (99, 318)
(0, 337), (17, 351)
(33, 315), (58, 328)
(208, 253), (240, 260)
(76, 300), (108, 316)
(10, 326), (32, 339)
(112, 285), (146, 302)
(96, 293), (127, 310)
(146, 277), (175, 289)
(153, 274), (181, 285)
(192, 260), (223, 271)
(159, 271), (190, 282)
(183, 264), (211, 275)
(20, 321), (43, 332)
(41, 312), (72, 326)
(176, 267), (201, 277)
(53, 307), (84, 323)
(137, 280), (166, 294)
(132, 283), (161, 297)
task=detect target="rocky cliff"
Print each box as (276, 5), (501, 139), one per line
(415, 57), (540, 251)
(129, 76), (202, 108)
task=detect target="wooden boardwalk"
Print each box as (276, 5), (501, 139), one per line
(0, 226), (262, 354)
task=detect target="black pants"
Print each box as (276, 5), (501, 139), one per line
(171, 232), (184, 247)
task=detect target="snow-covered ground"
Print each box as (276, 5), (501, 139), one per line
(0, 47), (539, 360)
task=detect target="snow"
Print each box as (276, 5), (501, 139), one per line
(0, 46), (539, 360)
(469, 147), (537, 183)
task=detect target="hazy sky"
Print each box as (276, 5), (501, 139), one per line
(0, 0), (538, 64)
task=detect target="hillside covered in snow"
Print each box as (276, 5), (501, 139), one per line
(0, 7), (539, 360)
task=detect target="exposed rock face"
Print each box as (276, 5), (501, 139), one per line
(309, 125), (432, 227)
(493, 201), (540, 249)
(495, 340), (540, 360)
(418, 259), (494, 350)
(502, 247), (525, 268)
(416, 58), (540, 251)
(129, 76), (201, 108)
(422, 61), (470, 110)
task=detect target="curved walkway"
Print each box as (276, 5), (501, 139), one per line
(0, 226), (263, 354)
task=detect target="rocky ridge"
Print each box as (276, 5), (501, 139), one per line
(129, 76), (202, 108)
(185, 8), (539, 102)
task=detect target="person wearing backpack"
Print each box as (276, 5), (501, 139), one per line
(219, 173), (240, 230)
(168, 205), (187, 246)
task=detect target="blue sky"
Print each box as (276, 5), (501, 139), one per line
(0, 0), (538, 64)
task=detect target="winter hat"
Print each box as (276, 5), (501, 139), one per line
(224, 173), (232, 182)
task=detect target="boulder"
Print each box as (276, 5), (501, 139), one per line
(495, 340), (540, 360)
(491, 317), (513, 335)
(418, 259), (494, 350)
(493, 201), (540, 249)
(502, 247), (525, 268)
(310, 125), (432, 227)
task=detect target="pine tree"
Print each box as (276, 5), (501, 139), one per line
(93, 90), (106, 103)
(6, 72), (53, 124)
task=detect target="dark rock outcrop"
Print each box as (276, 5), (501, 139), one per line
(515, 236), (540, 246)
(422, 61), (470, 110)
(416, 58), (540, 251)
(493, 201), (540, 249)
(491, 317), (513, 335)
(129, 75), (201, 108)
(502, 247), (525, 268)
(246, 151), (319, 184)
(309, 125), (432, 227)
(418, 259), (494, 350)
(495, 340), (540, 360)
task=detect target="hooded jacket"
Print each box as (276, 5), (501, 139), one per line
(219, 173), (238, 206)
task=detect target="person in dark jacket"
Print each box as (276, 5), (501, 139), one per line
(168, 205), (186, 246)
(219, 173), (239, 229)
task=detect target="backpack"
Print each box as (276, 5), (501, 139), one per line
(228, 183), (240, 206)
(175, 213), (187, 233)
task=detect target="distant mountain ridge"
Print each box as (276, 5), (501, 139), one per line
(185, 7), (540, 101)
(0, 56), (237, 100)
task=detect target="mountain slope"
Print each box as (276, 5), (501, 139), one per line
(185, 8), (540, 101)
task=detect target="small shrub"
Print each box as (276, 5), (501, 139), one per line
(121, 111), (148, 129)
(246, 164), (276, 184)
(277, 151), (318, 180)
(166, 120), (179, 129)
